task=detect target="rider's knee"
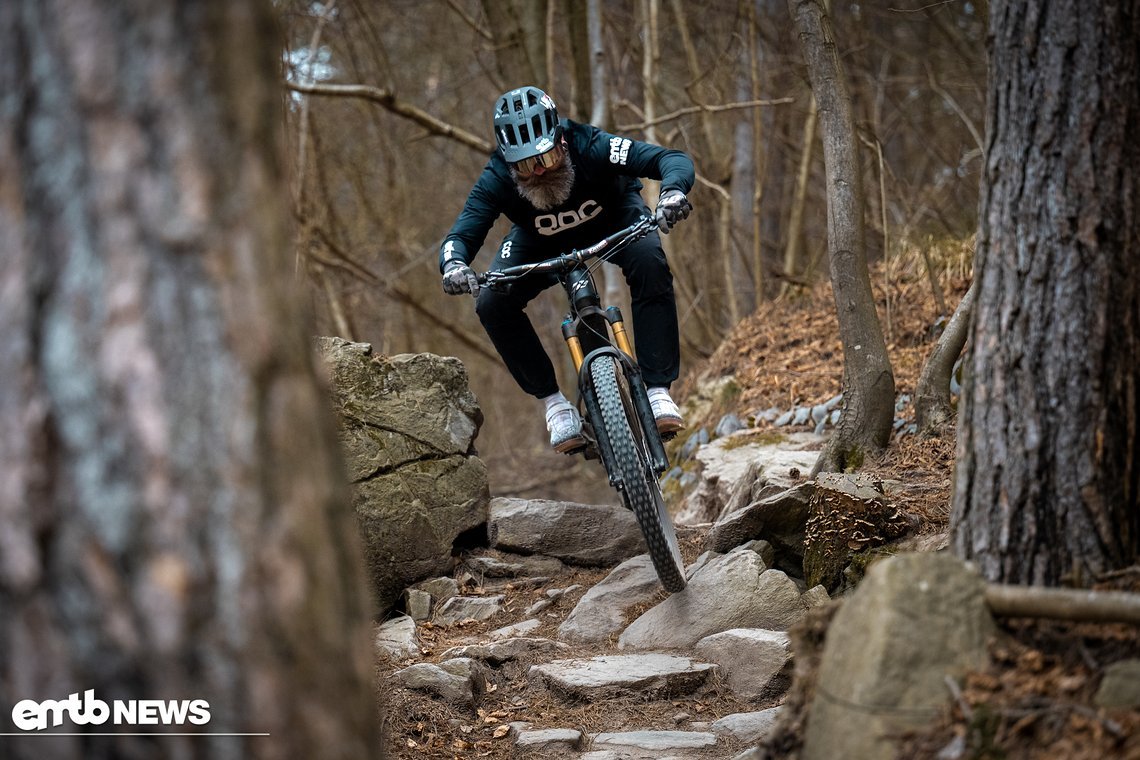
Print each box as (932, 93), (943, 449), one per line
(475, 289), (515, 326)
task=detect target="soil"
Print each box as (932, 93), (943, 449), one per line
(380, 243), (1139, 759)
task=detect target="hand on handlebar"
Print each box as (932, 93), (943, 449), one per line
(654, 190), (692, 234)
(442, 261), (480, 296)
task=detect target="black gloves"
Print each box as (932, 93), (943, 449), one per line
(654, 189), (692, 234)
(442, 261), (480, 296)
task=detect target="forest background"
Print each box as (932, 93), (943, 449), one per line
(281, 0), (987, 501)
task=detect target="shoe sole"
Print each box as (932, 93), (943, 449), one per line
(655, 416), (685, 435)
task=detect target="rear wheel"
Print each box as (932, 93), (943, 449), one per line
(590, 356), (686, 592)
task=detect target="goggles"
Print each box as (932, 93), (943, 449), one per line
(511, 143), (565, 177)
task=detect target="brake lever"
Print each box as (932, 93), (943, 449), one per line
(480, 273), (512, 294)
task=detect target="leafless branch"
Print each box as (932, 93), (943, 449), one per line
(443, 0), (492, 39)
(888, 0), (956, 13)
(985, 584), (1140, 625)
(303, 225), (502, 364)
(285, 81), (494, 154)
(925, 62), (984, 156)
(617, 97), (795, 133)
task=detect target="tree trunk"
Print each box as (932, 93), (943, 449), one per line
(791, 0), (895, 475)
(782, 92), (818, 293)
(565, 0), (592, 120)
(915, 280), (975, 436)
(480, 0), (546, 90)
(951, 0), (1140, 585)
(586, 0), (609, 128)
(0, 2), (382, 758)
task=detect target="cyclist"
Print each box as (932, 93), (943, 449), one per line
(440, 86), (694, 453)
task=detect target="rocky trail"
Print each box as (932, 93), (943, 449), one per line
(325, 251), (1138, 759)
(378, 495), (822, 760)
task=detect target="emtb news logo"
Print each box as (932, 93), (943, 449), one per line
(11, 690), (210, 731)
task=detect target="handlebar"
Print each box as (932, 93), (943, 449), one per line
(477, 215), (658, 287)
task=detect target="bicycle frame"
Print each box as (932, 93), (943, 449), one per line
(479, 217), (671, 480)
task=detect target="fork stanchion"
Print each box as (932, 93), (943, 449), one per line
(561, 319), (585, 371)
(605, 307), (634, 358)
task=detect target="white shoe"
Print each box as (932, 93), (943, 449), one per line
(647, 387), (685, 434)
(546, 402), (586, 453)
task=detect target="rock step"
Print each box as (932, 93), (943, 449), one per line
(510, 709), (784, 758)
(529, 654), (717, 701)
(593, 729), (718, 751)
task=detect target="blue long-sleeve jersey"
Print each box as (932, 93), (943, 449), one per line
(439, 119), (695, 272)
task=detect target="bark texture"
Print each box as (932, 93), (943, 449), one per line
(791, 0), (895, 475)
(0, 1), (382, 757)
(952, 0), (1140, 584)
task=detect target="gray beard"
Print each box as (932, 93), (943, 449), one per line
(511, 159), (576, 210)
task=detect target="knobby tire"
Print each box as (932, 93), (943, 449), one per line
(590, 356), (686, 593)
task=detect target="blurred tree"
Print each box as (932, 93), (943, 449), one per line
(0, 1), (383, 757)
(791, 0), (896, 474)
(952, 0), (1140, 585)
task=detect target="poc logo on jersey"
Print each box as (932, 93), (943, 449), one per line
(535, 199), (602, 236)
(11, 690), (211, 732)
(608, 137), (631, 165)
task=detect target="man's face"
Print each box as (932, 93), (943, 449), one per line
(509, 139), (575, 210)
(510, 140), (567, 180)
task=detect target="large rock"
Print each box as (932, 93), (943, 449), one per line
(489, 497), (644, 566)
(676, 432), (822, 525)
(619, 549), (808, 650)
(706, 482), (815, 568)
(316, 338), (490, 614)
(559, 554), (663, 644)
(802, 553), (995, 760)
(694, 629), (792, 700)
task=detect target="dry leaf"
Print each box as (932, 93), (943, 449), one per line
(492, 725), (510, 738)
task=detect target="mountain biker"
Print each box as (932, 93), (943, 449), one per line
(439, 85), (694, 453)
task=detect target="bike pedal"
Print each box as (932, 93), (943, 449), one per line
(659, 430), (679, 443)
(556, 439), (588, 456)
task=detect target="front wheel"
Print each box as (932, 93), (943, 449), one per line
(590, 356), (686, 592)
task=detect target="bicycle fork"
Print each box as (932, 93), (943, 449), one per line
(562, 310), (670, 484)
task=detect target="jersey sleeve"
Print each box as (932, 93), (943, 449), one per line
(439, 161), (504, 272)
(580, 123), (695, 195)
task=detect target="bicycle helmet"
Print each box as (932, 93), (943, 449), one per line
(493, 86), (563, 164)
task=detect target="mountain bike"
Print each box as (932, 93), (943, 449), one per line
(478, 216), (687, 592)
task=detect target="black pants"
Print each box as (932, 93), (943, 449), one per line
(475, 227), (680, 398)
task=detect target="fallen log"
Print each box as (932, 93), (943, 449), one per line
(984, 584), (1140, 625)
